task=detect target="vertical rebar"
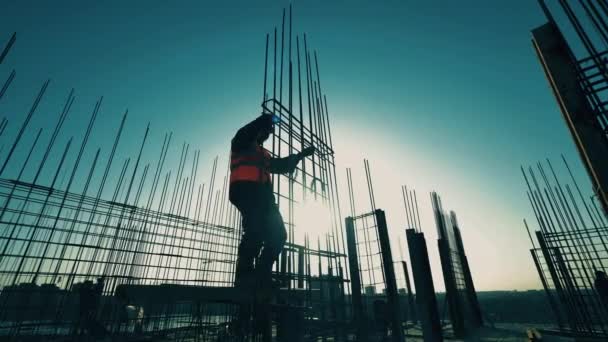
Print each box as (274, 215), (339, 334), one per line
(0, 80), (50, 177)
(0, 33), (16, 65)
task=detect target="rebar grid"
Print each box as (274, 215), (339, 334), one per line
(0, 5), (349, 339)
(540, 0), (608, 139)
(524, 157), (608, 337)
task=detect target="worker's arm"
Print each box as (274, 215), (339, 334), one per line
(268, 147), (315, 174)
(268, 155), (299, 174)
(231, 115), (273, 153)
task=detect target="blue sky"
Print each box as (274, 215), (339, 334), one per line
(0, 1), (595, 291)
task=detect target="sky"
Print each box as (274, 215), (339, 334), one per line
(0, 0), (597, 291)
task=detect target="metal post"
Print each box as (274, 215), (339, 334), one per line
(0, 80), (49, 177)
(0, 70), (16, 102)
(0, 33), (16, 65)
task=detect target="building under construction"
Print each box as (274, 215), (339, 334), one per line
(523, 158), (608, 339)
(0, 6), (495, 342)
(524, 1), (608, 340)
(532, 0), (608, 217)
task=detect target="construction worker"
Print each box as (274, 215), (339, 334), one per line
(229, 113), (314, 291)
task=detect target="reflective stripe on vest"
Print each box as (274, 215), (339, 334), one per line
(230, 146), (271, 184)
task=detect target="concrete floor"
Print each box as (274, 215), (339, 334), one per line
(399, 324), (574, 341)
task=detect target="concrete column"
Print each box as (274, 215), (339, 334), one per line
(406, 228), (442, 342)
(375, 209), (404, 342)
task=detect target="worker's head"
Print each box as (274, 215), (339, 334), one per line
(597, 270), (607, 280)
(256, 114), (278, 144)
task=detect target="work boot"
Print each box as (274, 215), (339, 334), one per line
(253, 303), (272, 341)
(255, 273), (282, 303)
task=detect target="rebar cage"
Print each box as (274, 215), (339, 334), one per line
(0, 5), (350, 341)
(524, 158), (608, 338)
(533, 0), (608, 215)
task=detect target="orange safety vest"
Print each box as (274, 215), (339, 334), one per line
(230, 146), (271, 184)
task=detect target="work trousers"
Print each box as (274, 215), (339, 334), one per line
(233, 196), (286, 288)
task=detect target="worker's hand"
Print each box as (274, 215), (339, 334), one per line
(288, 154), (300, 173)
(300, 146), (315, 158)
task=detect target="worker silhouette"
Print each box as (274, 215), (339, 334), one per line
(230, 113), (314, 292)
(595, 270), (608, 307)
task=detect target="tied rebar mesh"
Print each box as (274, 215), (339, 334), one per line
(0, 5), (350, 340)
(524, 157), (608, 338)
